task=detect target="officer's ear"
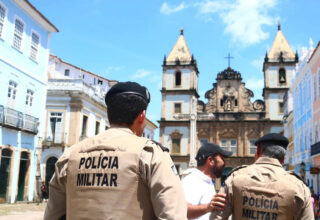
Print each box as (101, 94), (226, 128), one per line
(137, 110), (146, 124)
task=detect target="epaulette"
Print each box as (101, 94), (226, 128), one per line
(288, 171), (309, 187)
(151, 140), (169, 152)
(226, 165), (248, 178)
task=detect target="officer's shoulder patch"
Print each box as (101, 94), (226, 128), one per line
(150, 140), (169, 152)
(226, 165), (248, 178)
(288, 171), (308, 187)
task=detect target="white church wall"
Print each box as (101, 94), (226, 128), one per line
(164, 126), (189, 155)
(269, 93), (284, 120)
(164, 94), (190, 119)
(164, 69), (191, 90)
(267, 66), (295, 88)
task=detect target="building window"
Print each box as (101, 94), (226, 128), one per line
(25, 89), (34, 107)
(170, 130), (182, 154)
(142, 132), (145, 137)
(171, 138), (181, 154)
(98, 79), (103, 85)
(64, 69), (70, 77)
(0, 4), (6, 38)
(95, 121), (100, 135)
(234, 99), (238, 106)
(175, 71), (181, 86)
(81, 115), (88, 137)
(8, 80), (17, 100)
(230, 139), (237, 154)
(279, 102), (284, 114)
(48, 112), (63, 143)
(220, 99), (224, 107)
(318, 71), (320, 97)
(249, 139), (257, 154)
(30, 32), (39, 60)
(279, 68), (286, 84)
(315, 124), (318, 143)
(13, 19), (24, 50)
(220, 139), (228, 151)
(174, 103), (181, 113)
(200, 139), (209, 147)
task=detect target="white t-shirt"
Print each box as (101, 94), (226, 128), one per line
(181, 168), (216, 220)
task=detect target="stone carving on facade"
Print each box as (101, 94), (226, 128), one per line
(220, 128), (238, 137)
(198, 128), (209, 137)
(204, 87), (217, 112)
(240, 85), (254, 112)
(253, 100), (265, 111)
(247, 128), (261, 137)
(170, 129), (183, 139)
(197, 100), (205, 113)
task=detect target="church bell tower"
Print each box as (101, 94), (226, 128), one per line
(263, 23), (298, 131)
(159, 28), (199, 171)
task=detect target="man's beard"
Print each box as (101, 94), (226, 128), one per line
(212, 165), (224, 178)
(212, 157), (224, 178)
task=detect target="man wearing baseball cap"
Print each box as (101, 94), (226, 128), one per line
(44, 81), (187, 220)
(182, 142), (232, 219)
(210, 133), (314, 220)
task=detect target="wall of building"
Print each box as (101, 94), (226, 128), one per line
(163, 68), (192, 90)
(164, 94), (190, 120)
(0, 0), (55, 203)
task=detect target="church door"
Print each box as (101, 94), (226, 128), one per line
(0, 149), (12, 202)
(17, 152), (29, 201)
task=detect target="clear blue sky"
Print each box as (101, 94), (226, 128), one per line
(30, 0), (320, 140)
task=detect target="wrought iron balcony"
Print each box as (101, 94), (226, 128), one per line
(0, 105), (39, 134)
(4, 107), (23, 128)
(23, 114), (39, 133)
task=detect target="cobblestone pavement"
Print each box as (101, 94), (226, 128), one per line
(0, 203), (46, 220)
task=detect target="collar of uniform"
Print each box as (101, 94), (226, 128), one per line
(109, 126), (134, 135)
(193, 168), (214, 185)
(255, 157), (282, 167)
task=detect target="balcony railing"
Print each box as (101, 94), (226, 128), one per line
(0, 105), (39, 134)
(23, 114), (39, 133)
(47, 79), (107, 106)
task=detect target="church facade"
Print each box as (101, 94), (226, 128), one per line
(159, 26), (297, 184)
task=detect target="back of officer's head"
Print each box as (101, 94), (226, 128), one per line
(255, 133), (288, 161)
(105, 81), (150, 126)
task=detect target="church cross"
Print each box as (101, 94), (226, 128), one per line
(224, 53), (234, 67)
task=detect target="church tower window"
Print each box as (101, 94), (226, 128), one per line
(170, 130), (182, 154)
(235, 99), (238, 106)
(175, 71), (181, 86)
(174, 103), (181, 113)
(279, 68), (286, 84)
(220, 99), (224, 107)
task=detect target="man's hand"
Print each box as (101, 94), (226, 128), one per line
(207, 193), (227, 212)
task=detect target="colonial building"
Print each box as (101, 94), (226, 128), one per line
(0, 0), (58, 203)
(159, 26), (297, 185)
(41, 55), (157, 186)
(310, 41), (320, 194)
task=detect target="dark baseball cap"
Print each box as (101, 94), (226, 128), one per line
(255, 133), (289, 149)
(105, 81), (150, 104)
(195, 142), (233, 162)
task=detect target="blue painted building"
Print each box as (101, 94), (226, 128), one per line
(0, 0), (57, 203)
(292, 42), (315, 190)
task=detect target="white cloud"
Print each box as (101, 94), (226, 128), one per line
(195, 0), (277, 46)
(160, 2), (188, 15)
(132, 69), (152, 79)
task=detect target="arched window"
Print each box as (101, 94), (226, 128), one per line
(175, 71), (181, 86)
(46, 157), (58, 185)
(0, 148), (12, 199)
(279, 68), (286, 84)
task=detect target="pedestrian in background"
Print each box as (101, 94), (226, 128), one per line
(210, 133), (314, 220)
(44, 81), (187, 220)
(182, 142), (232, 220)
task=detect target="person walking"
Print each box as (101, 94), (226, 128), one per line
(44, 81), (187, 220)
(210, 133), (314, 220)
(182, 142), (232, 220)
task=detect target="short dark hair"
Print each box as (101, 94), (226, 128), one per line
(106, 94), (148, 126)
